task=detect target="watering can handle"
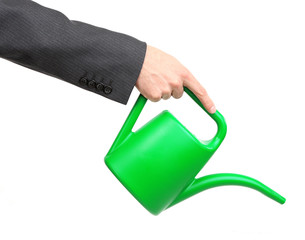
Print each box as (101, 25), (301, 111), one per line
(183, 87), (227, 149)
(107, 87), (227, 154)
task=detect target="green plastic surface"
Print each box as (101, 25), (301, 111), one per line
(105, 87), (285, 215)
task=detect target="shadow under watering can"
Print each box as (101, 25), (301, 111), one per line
(105, 87), (286, 215)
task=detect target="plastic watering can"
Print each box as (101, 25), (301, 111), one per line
(105, 87), (285, 215)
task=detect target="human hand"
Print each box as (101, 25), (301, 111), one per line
(136, 45), (216, 114)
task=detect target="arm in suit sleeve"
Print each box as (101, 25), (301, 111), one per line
(0, 0), (147, 104)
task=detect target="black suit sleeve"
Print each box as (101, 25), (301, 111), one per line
(0, 0), (147, 104)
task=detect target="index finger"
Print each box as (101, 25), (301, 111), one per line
(183, 72), (216, 114)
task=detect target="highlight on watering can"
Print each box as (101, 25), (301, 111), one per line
(104, 87), (286, 215)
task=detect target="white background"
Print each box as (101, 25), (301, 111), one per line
(0, 0), (304, 239)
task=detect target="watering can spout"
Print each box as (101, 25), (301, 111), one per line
(167, 173), (286, 209)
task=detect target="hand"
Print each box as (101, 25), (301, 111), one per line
(136, 45), (216, 114)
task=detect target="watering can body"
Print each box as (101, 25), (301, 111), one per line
(105, 87), (285, 215)
(105, 110), (217, 215)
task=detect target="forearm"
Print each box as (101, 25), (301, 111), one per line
(0, 0), (146, 104)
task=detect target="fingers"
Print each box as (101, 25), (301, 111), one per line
(135, 45), (215, 112)
(148, 79), (183, 101)
(161, 89), (171, 100)
(172, 83), (184, 99)
(137, 71), (215, 114)
(183, 71), (216, 114)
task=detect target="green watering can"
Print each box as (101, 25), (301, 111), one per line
(105, 87), (285, 215)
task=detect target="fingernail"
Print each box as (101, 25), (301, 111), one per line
(209, 106), (216, 114)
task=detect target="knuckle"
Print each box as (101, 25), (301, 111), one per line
(178, 90), (184, 98)
(197, 88), (208, 98)
(205, 102), (214, 110)
(170, 79), (182, 89)
(172, 94), (181, 99)
(202, 96), (213, 108)
(180, 68), (190, 80)
(172, 89), (183, 99)
(163, 88), (172, 96)
(150, 92), (162, 102)
(160, 86), (172, 100)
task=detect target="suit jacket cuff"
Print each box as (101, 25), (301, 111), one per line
(73, 28), (147, 105)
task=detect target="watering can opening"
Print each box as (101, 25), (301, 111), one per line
(105, 87), (286, 215)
